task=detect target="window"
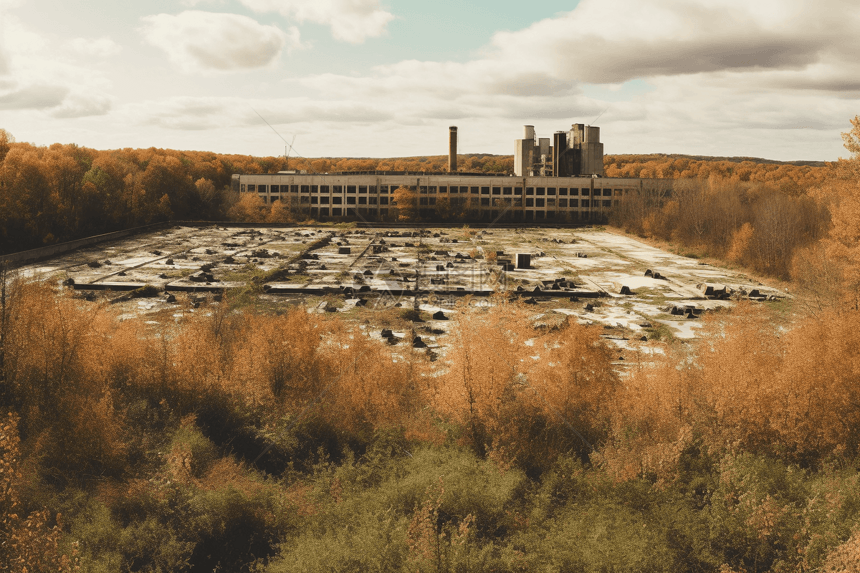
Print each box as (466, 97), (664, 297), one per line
(347, 196), (356, 205)
(449, 186), (458, 193)
(547, 199), (556, 207)
(300, 196), (309, 204)
(271, 185), (279, 193)
(547, 188), (556, 196)
(333, 196), (343, 204)
(429, 186), (437, 194)
(311, 196), (319, 204)
(320, 185), (329, 193)
(526, 187), (534, 195)
(300, 185), (309, 193)
(438, 186), (447, 193)
(369, 197), (378, 205)
(526, 198), (534, 207)
(369, 186), (377, 193)
(333, 185), (343, 193)
(492, 187), (501, 195)
(603, 200), (612, 207)
(347, 186), (356, 193)
(559, 188), (568, 195)
(332, 208), (342, 216)
(569, 199), (578, 208)
(582, 189), (590, 196)
(570, 188), (579, 195)
(420, 186), (428, 194)
(291, 185), (298, 193)
(514, 187), (523, 195)
(380, 197), (389, 205)
(536, 198), (545, 207)
(581, 199), (589, 207)
(258, 185), (267, 193)
(358, 196), (367, 204)
(247, 184), (256, 192)
(420, 197), (428, 205)
(503, 187), (512, 195)
(559, 199), (568, 207)
(241, 184), (246, 192)
(319, 208), (329, 217)
(603, 189), (612, 197)
(359, 185), (367, 193)
(471, 186), (479, 194)
(536, 211), (545, 219)
(481, 187), (490, 195)
(380, 185), (389, 193)
(429, 197), (436, 205)
(614, 189), (622, 196)
(481, 198), (490, 206)
(536, 187), (545, 196)
(320, 196), (330, 204)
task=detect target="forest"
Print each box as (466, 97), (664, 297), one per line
(1, 118), (860, 572)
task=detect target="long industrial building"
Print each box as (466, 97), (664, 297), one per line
(232, 125), (669, 222)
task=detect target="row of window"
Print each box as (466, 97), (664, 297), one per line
(242, 183), (628, 197)
(257, 195), (618, 209)
(301, 208), (595, 220)
(308, 196), (389, 205)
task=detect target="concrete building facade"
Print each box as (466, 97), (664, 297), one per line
(232, 171), (661, 222)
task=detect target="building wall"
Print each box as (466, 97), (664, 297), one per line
(236, 172), (669, 222)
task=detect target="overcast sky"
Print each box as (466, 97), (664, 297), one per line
(0, 0), (857, 161)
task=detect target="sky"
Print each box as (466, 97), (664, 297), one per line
(0, 0), (858, 161)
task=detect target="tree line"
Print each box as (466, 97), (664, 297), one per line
(609, 118), (860, 302)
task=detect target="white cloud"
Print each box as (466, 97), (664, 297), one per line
(239, 0), (393, 43)
(489, 0), (860, 84)
(0, 83), (68, 110)
(0, 14), (113, 117)
(140, 11), (299, 73)
(65, 37), (122, 58)
(49, 92), (113, 118)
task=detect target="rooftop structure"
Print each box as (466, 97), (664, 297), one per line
(514, 124), (604, 177)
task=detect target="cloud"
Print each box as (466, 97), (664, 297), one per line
(489, 0), (860, 84)
(0, 83), (68, 110)
(125, 96), (394, 131)
(0, 14), (115, 118)
(239, 0), (393, 43)
(65, 37), (122, 58)
(140, 11), (298, 73)
(49, 92), (112, 118)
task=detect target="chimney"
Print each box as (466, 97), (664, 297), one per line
(448, 126), (458, 172)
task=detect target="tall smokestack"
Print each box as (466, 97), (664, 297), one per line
(448, 126), (458, 172)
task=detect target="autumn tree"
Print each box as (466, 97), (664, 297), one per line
(801, 116), (860, 309)
(227, 193), (268, 222)
(392, 186), (418, 222)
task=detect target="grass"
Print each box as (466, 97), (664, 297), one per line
(646, 321), (676, 342)
(220, 263), (265, 283)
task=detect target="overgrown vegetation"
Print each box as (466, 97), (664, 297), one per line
(1, 118), (860, 571)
